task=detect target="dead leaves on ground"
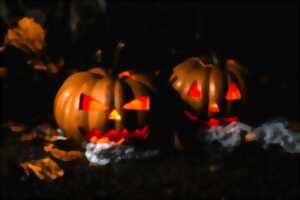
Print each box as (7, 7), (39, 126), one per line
(0, 121), (83, 181)
(27, 57), (64, 74)
(19, 143), (82, 182)
(0, 122), (26, 133)
(20, 157), (64, 181)
(0, 67), (8, 78)
(19, 122), (62, 142)
(2, 17), (46, 53)
(43, 143), (83, 162)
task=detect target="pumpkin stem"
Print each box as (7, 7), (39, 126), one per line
(206, 50), (226, 68)
(205, 50), (219, 65)
(112, 41), (125, 73)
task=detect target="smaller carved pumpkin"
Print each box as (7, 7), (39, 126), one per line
(169, 57), (246, 127)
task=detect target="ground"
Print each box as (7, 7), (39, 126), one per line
(0, 122), (299, 199)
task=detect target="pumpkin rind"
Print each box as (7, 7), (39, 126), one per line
(54, 67), (157, 144)
(170, 57), (246, 121)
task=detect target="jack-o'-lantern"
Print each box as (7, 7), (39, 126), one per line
(54, 43), (157, 145)
(169, 57), (246, 127)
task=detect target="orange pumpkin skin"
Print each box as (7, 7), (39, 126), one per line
(169, 57), (246, 126)
(54, 67), (157, 144)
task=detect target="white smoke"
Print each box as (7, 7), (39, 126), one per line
(202, 120), (300, 153)
(84, 120), (300, 166)
(84, 142), (159, 166)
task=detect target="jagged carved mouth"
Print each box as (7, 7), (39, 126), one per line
(184, 110), (239, 127)
(80, 126), (149, 144)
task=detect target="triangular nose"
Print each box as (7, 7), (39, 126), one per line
(108, 109), (122, 121)
(208, 102), (220, 113)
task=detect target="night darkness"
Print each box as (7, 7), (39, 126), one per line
(0, 1), (299, 199)
(0, 1), (298, 123)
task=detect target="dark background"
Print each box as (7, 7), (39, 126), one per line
(0, 1), (299, 200)
(0, 1), (299, 123)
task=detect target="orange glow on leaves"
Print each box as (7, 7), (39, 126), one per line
(20, 157), (64, 181)
(43, 144), (83, 162)
(226, 59), (236, 65)
(226, 82), (242, 101)
(245, 132), (256, 142)
(4, 17), (46, 53)
(123, 96), (150, 110)
(188, 81), (202, 99)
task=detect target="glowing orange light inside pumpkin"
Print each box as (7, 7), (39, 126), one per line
(207, 118), (220, 126)
(245, 132), (256, 142)
(80, 94), (108, 111)
(108, 109), (122, 121)
(85, 126), (149, 143)
(123, 96), (150, 110)
(80, 94), (91, 111)
(225, 82), (241, 101)
(188, 81), (202, 99)
(97, 137), (110, 143)
(226, 59), (236, 65)
(208, 102), (220, 113)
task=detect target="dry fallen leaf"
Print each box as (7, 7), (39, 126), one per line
(20, 132), (37, 141)
(245, 132), (256, 142)
(173, 130), (184, 151)
(44, 143), (83, 162)
(0, 122), (26, 132)
(3, 17), (46, 53)
(47, 63), (59, 74)
(27, 57), (64, 74)
(0, 46), (5, 52)
(20, 157), (64, 181)
(288, 120), (300, 132)
(33, 63), (47, 71)
(0, 67), (7, 78)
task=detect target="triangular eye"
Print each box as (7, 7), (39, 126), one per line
(123, 96), (150, 110)
(79, 94), (108, 111)
(225, 82), (242, 100)
(188, 81), (202, 99)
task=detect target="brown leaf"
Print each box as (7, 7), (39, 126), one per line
(33, 63), (47, 71)
(3, 17), (46, 53)
(173, 130), (184, 151)
(0, 46), (5, 52)
(20, 132), (37, 141)
(288, 120), (300, 132)
(43, 144), (83, 162)
(244, 132), (256, 142)
(47, 57), (65, 74)
(46, 63), (59, 74)
(20, 157), (64, 181)
(0, 67), (7, 78)
(0, 122), (26, 132)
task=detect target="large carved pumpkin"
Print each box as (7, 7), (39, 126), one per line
(169, 57), (246, 127)
(54, 67), (157, 145)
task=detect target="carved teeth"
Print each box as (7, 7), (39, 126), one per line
(85, 126), (149, 143)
